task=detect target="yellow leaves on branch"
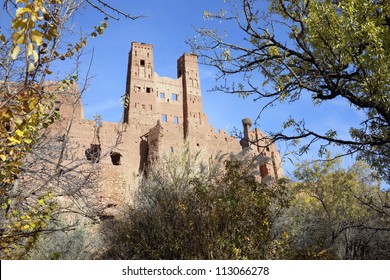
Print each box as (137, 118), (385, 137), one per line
(0, 192), (56, 259)
(0, 86), (55, 187)
(10, 0), (51, 72)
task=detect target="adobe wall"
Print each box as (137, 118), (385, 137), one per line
(50, 41), (284, 215)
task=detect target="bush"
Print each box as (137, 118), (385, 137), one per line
(100, 147), (290, 259)
(28, 222), (101, 260)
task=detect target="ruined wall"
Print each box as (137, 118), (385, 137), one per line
(51, 41), (284, 215)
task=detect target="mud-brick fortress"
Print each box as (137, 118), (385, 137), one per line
(53, 42), (283, 210)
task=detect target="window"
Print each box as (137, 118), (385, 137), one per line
(172, 93), (178, 101)
(146, 87), (151, 93)
(162, 114), (167, 122)
(169, 147), (174, 153)
(54, 101), (61, 111)
(85, 144), (101, 163)
(160, 92), (165, 99)
(110, 152), (122, 166)
(173, 116), (179, 124)
(140, 59), (145, 66)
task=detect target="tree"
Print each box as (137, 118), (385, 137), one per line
(0, 0), (137, 258)
(278, 157), (390, 259)
(100, 147), (291, 259)
(190, 0), (390, 182)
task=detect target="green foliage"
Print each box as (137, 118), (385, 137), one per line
(191, 0), (390, 182)
(100, 148), (291, 259)
(280, 157), (390, 259)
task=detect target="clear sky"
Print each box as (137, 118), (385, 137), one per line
(61, 0), (365, 177)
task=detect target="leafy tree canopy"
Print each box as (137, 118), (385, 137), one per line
(190, 0), (390, 182)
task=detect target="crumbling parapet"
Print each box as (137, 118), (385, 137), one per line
(238, 117), (283, 182)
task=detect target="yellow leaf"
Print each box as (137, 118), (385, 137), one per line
(28, 62), (35, 72)
(27, 43), (33, 56)
(15, 129), (24, 137)
(0, 154), (6, 161)
(11, 45), (21, 60)
(13, 31), (26, 44)
(16, 7), (32, 17)
(30, 29), (43, 46)
(7, 136), (21, 145)
(32, 49), (39, 63)
(28, 97), (38, 109)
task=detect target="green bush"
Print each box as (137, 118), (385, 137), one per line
(100, 148), (290, 259)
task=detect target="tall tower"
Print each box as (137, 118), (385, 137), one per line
(123, 42), (156, 124)
(177, 53), (204, 139)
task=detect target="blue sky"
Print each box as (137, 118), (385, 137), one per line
(66, 1), (365, 177)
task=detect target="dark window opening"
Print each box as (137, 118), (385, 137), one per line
(197, 143), (200, 147)
(85, 144), (101, 163)
(54, 100), (61, 111)
(110, 152), (122, 165)
(170, 147), (174, 153)
(140, 59), (145, 66)
(146, 87), (151, 93)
